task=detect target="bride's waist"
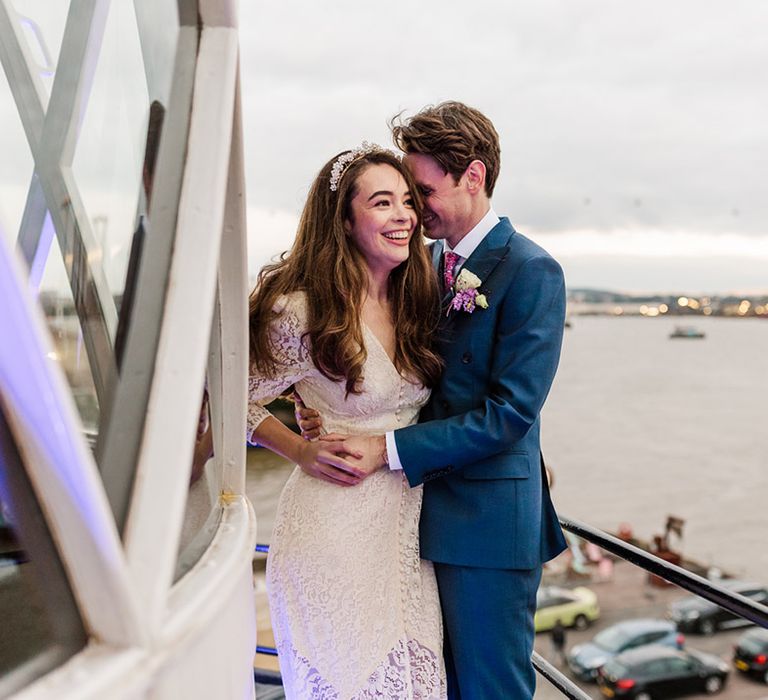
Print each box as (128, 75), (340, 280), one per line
(324, 416), (418, 435)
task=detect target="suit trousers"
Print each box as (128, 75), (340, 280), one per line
(434, 562), (542, 700)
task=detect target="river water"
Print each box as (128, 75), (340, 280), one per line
(543, 316), (768, 579)
(248, 316), (768, 580)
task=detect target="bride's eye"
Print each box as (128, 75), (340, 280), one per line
(404, 197), (414, 208)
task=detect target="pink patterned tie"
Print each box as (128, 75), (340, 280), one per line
(443, 251), (460, 294)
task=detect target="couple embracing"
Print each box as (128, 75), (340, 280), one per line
(247, 102), (567, 699)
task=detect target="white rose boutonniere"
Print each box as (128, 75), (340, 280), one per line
(449, 268), (489, 314)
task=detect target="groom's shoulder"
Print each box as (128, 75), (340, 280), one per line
(501, 219), (560, 268)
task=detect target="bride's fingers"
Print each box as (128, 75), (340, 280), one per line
(340, 442), (364, 460)
(328, 470), (360, 486)
(316, 462), (361, 485)
(322, 440), (364, 462)
(319, 452), (365, 478)
(319, 433), (347, 442)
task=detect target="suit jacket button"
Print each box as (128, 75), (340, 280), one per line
(461, 352), (472, 364)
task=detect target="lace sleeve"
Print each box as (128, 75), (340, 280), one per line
(247, 293), (315, 443)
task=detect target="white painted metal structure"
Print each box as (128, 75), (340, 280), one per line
(0, 0), (257, 697)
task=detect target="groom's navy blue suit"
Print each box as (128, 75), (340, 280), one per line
(394, 217), (567, 698)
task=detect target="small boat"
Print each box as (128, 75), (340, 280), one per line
(669, 325), (706, 339)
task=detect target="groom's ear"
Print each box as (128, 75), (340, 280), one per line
(464, 159), (487, 194)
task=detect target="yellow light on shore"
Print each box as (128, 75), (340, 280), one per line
(613, 306), (624, 316)
(659, 304), (669, 313)
(688, 299), (701, 310)
(703, 307), (713, 315)
(646, 307), (659, 317)
(677, 296), (689, 307)
(640, 305), (648, 315)
(738, 300), (751, 315)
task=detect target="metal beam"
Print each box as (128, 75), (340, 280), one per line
(122, 23), (238, 627)
(98, 16), (198, 529)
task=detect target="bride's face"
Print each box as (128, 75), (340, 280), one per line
(345, 163), (416, 277)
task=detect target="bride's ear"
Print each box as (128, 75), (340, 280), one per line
(343, 219), (352, 234)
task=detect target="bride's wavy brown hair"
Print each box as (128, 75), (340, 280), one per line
(249, 149), (443, 395)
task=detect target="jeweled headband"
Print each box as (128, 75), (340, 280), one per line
(328, 141), (399, 192)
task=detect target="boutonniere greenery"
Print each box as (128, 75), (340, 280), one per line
(449, 268), (489, 315)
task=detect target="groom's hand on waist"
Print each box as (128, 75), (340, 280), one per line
(321, 434), (387, 479)
(295, 401), (323, 440)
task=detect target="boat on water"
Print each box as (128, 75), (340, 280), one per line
(669, 325), (706, 339)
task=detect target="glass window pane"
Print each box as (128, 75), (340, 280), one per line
(8, 1), (69, 103)
(0, 404), (87, 696)
(0, 67), (35, 249)
(175, 362), (219, 580)
(71, 0), (150, 307)
(39, 234), (100, 443)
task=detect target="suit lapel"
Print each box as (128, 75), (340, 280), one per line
(430, 239), (443, 273)
(460, 217), (514, 284)
(442, 218), (514, 326)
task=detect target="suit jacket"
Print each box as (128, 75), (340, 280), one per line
(395, 217), (568, 569)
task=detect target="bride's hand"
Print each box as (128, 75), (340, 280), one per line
(297, 439), (365, 487)
(320, 434), (386, 478)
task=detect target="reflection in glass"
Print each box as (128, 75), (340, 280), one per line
(0, 405), (86, 696)
(0, 69), (34, 248)
(114, 100), (165, 368)
(71, 0), (150, 305)
(38, 236), (100, 440)
(8, 1), (68, 101)
(175, 374), (220, 582)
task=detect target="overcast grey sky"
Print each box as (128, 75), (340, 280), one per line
(1, 2), (765, 294)
(239, 0), (768, 293)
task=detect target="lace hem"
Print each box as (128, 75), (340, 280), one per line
(278, 638), (445, 700)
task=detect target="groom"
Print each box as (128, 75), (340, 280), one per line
(305, 102), (567, 698)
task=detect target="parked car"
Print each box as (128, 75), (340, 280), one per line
(733, 627), (768, 683)
(535, 585), (600, 632)
(668, 580), (768, 635)
(598, 645), (729, 699)
(568, 619), (684, 682)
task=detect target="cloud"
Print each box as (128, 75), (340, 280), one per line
(246, 206), (299, 284)
(3, 2), (766, 294)
(237, 1), (768, 291)
(240, 0), (768, 239)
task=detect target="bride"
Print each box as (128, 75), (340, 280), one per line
(247, 144), (446, 698)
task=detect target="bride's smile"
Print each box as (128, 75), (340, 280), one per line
(344, 162), (417, 275)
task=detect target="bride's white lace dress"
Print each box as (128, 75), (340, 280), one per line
(248, 292), (445, 699)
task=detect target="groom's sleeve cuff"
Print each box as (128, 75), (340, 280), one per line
(385, 431), (403, 471)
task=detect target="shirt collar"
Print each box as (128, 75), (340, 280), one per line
(443, 207), (500, 260)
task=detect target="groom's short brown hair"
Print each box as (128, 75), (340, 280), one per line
(391, 101), (501, 197)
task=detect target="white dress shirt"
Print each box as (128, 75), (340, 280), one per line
(385, 207), (500, 471)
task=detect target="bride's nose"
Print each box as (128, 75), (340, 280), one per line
(391, 202), (411, 224)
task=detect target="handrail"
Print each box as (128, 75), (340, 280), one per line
(560, 516), (768, 628)
(252, 513), (768, 697)
(532, 652), (591, 700)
